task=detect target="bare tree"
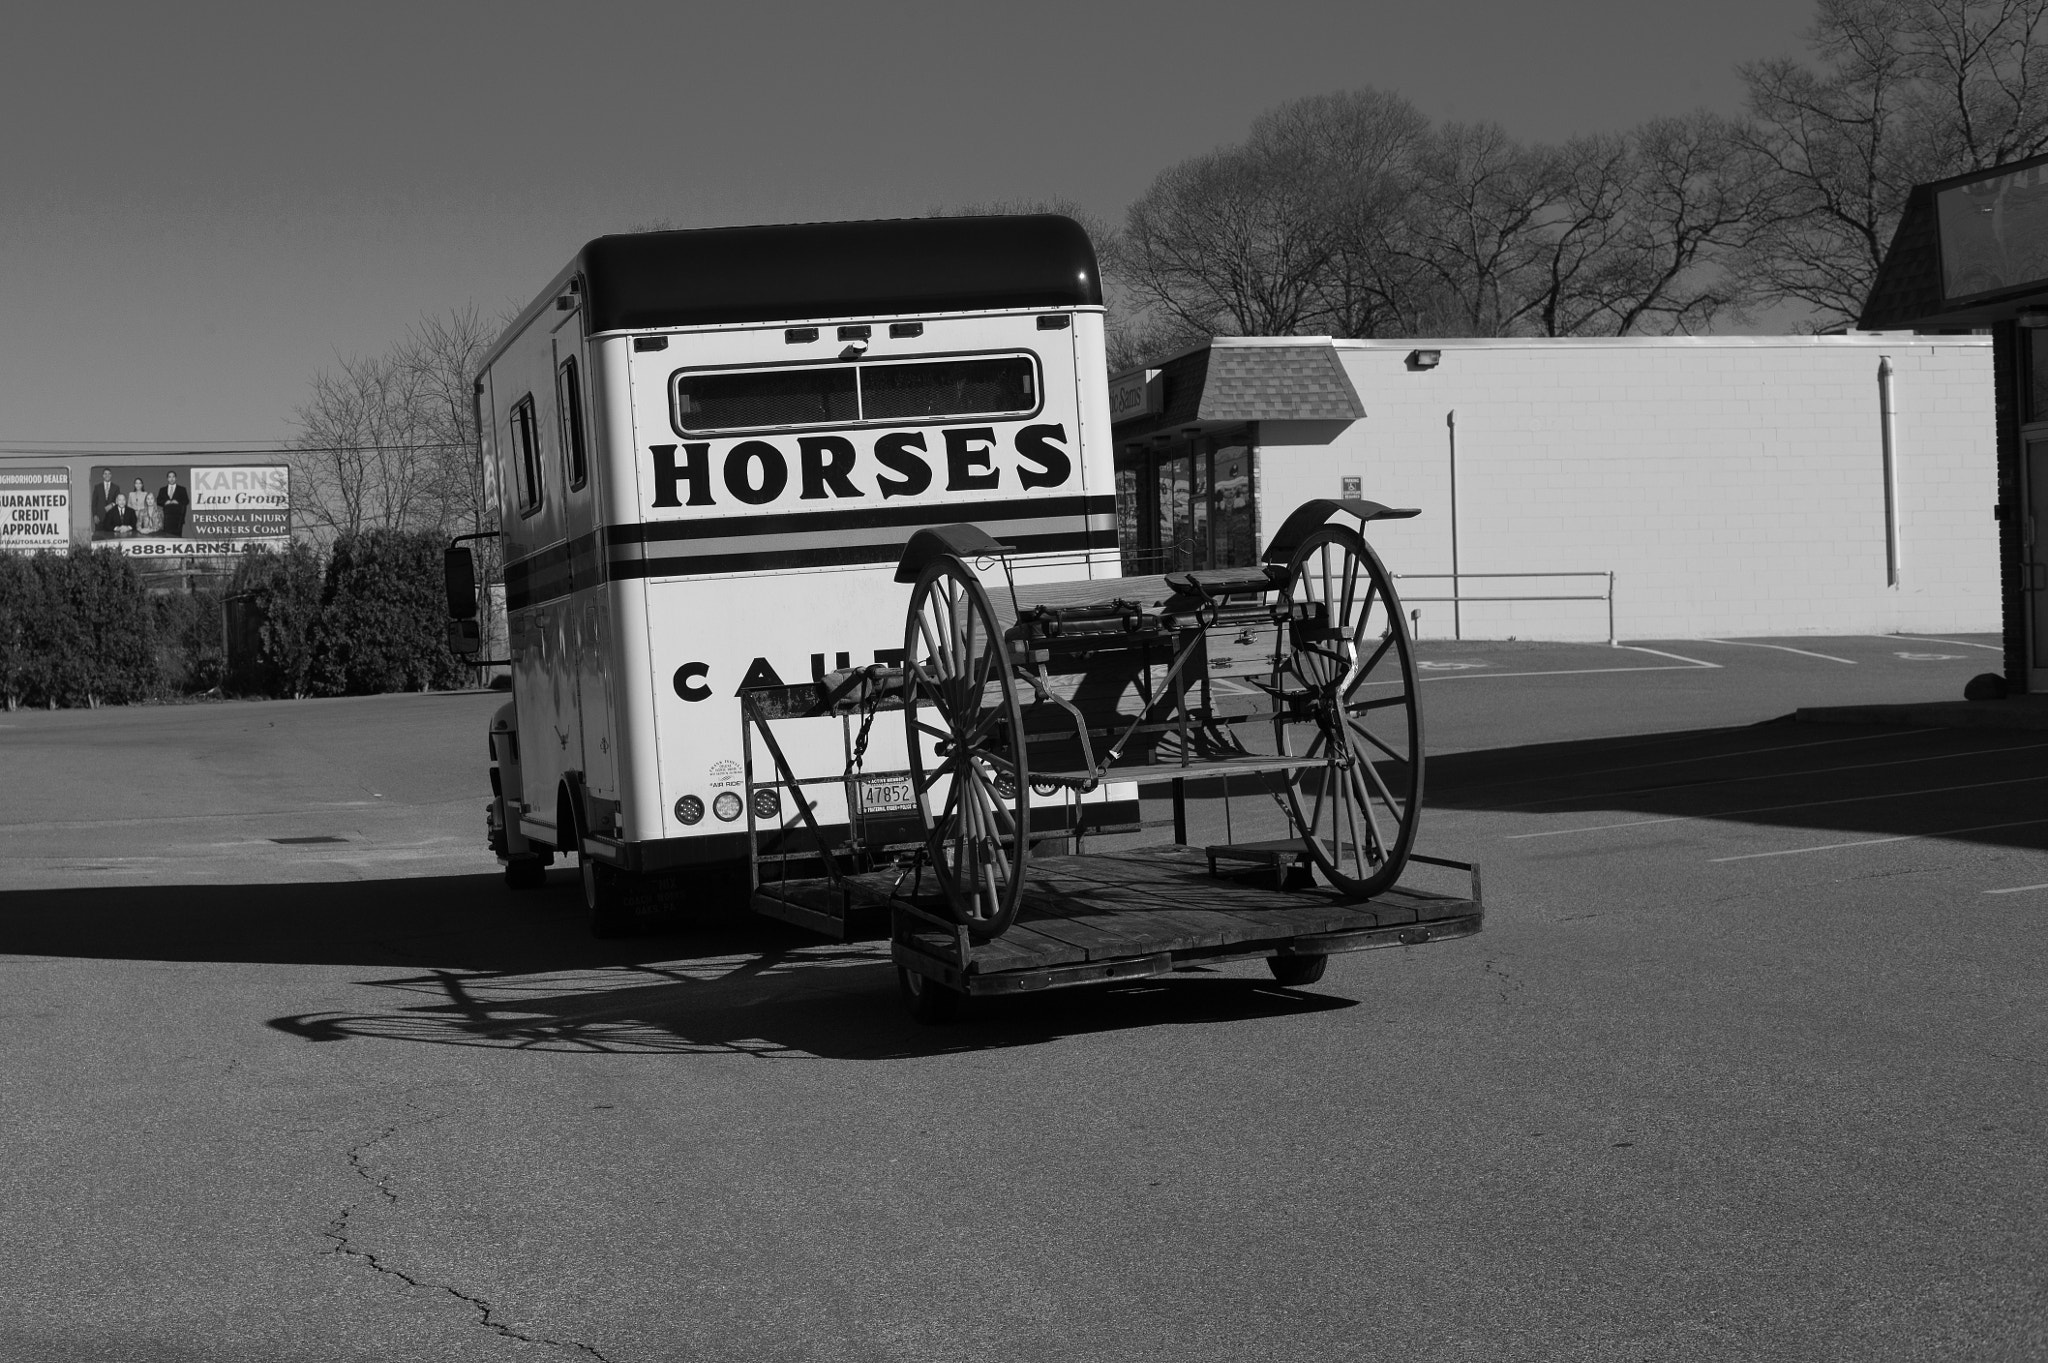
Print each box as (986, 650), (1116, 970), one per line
(1258, 90), (1434, 338)
(1522, 114), (1775, 336)
(394, 305), (497, 537)
(290, 353), (440, 540)
(1397, 122), (1561, 336)
(1115, 135), (1342, 338)
(1740, 0), (2048, 321)
(289, 306), (501, 542)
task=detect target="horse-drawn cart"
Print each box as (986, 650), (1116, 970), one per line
(740, 498), (1483, 1020)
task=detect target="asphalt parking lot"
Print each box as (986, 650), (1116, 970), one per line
(2, 633), (2043, 1362)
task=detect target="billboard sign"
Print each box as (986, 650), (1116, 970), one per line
(0, 467), (71, 555)
(86, 463), (289, 556)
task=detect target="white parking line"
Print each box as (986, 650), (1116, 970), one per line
(1984, 882), (2048, 895)
(1880, 634), (2004, 652)
(1710, 817), (2048, 862)
(1617, 645), (1723, 668)
(1508, 773), (2048, 839)
(1369, 643), (1722, 686)
(1698, 638), (1859, 664)
(1508, 816), (1686, 839)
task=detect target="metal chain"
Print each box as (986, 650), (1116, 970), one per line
(847, 667), (884, 776)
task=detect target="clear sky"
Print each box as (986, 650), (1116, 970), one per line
(0, 0), (1815, 453)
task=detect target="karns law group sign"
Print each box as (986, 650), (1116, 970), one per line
(85, 464), (290, 558)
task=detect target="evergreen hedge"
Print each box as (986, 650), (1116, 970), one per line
(0, 530), (473, 709)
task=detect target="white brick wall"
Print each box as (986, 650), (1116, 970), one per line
(1252, 335), (1998, 641)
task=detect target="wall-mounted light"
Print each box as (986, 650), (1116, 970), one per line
(2020, 307), (2048, 329)
(1407, 349), (1442, 370)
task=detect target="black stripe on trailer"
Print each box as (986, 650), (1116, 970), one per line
(608, 528), (1108, 581)
(605, 492), (1113, 544)
(504, 494), (1118, 607)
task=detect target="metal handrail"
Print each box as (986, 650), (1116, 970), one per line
(1394, 570), (1616, 646)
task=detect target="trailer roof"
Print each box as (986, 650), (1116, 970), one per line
(538, 214), (1100, 337)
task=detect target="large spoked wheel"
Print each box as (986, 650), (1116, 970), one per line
(904, 556), (1032, 939)
(1272, 524), (1424, 898)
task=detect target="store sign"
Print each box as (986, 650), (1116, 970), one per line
(86, 463), (290, 555)
(1108, 368), (1163, 424)
(0, 467), (70, 555)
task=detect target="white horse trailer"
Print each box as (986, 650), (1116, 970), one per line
(451, 217), (1135, 933)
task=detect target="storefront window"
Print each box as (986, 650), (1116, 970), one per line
(1212, 444), (1255, 569)
(1116, 466), (1143, 570)
(1113, 427), (1256, 575)
(1159, 454), (1193, 572)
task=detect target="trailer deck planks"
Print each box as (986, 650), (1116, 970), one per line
(751, 844), (1481, 997)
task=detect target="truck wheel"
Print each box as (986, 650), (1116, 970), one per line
(897, 964), (962, 1024)
(1267, 953), (1328, 987)
(504, 857), (548, 890)
(582, 856), (635, 938)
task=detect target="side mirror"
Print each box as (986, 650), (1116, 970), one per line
(447, 618), (482, 656)
(444, 546), (478, 620)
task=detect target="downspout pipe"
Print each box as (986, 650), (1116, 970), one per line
(1880, 356), (1901, 587)
(1447, 409), (1461, 640)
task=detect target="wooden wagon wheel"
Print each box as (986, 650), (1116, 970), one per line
(1271, 523), (1424, 898)
(903, 555), (1032, 938)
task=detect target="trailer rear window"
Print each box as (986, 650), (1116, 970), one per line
(676, 367), (857, 432)
(861, 357), (1035, 421)
(672, 354), (1039, 434)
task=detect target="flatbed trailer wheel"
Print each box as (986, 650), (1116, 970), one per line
(1267, 953), (1329, 986)
(1272, 524), (1424, 898)
(897, 963), (963, 1023)
(903, 555), (1031, 940)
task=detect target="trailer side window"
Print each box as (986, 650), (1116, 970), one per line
(557, 358), (588, 491)
(511, 394), (544, 514)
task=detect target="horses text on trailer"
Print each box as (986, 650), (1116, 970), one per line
(450, 217), (1134, 932)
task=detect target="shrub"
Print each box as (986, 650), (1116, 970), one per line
(0, 553), (53, 710)
(40, 549), (160, 708)
(229, 542), (325, 697)
(309, 530), (467, 696)
(148, 583), (226, 696)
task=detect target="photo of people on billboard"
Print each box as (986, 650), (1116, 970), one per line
(87, 464), (289, 556)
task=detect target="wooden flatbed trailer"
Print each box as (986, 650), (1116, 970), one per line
(758, 846), (1480, 1018)
(740, 498), (1482, 1020)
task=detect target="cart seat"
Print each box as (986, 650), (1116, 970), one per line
(1162, 567), (1288, 598)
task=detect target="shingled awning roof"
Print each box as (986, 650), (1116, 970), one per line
(1196, 343), (1366, 421)
(1860, 185), (1946, 330)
